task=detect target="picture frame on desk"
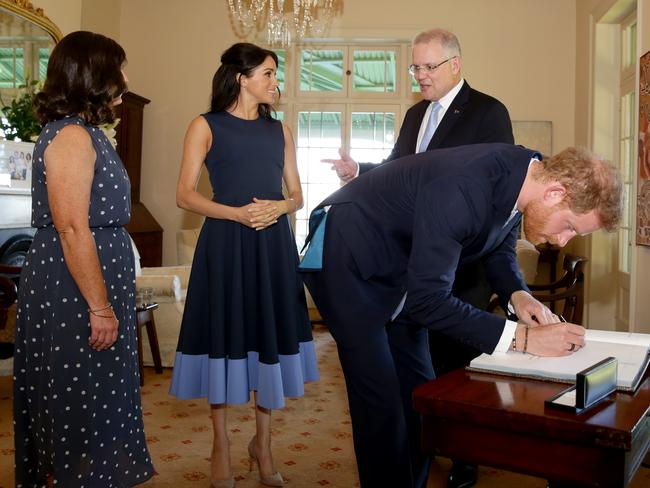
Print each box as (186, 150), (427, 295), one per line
(0, 140), (34, 193)
(545, 357), (618, 413)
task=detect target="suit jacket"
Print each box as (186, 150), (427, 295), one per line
(358, 81), (514, 174)
(305, 143), (537, 352)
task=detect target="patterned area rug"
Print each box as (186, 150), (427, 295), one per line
(1, 326), (649, 487)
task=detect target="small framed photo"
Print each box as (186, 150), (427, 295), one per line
(0, 140), (35, 191)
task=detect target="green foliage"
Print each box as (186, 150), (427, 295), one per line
(0, 79), (41, 142)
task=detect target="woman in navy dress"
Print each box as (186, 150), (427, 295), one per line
(169, 43), (319, 487)
(13, 31), (153, 486)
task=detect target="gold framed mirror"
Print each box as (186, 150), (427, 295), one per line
(0, 1), (62, 42)
(0, 3), (61, 200)
(0, 0), (60, 94)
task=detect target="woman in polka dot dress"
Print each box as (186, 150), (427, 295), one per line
(12, 31), (154, 487)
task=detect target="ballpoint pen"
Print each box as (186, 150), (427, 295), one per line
(559, 314), (579, 351)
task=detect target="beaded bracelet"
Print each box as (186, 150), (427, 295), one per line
(511, 335), (517, 352)
(88, 303), (111, 313)
(88, 303), (113, 318)
(523, 325), (530, 353)
(90, 312), (114, 318)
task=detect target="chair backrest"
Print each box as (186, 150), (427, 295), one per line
(0, 264), (19, 331)
(527, 254), (587, 324)
(176, 228), (201, 265)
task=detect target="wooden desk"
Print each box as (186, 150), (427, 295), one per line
(413, 369), (650, 487)
(135, 302), (163, 386)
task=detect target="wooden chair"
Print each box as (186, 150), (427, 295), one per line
(527, 254), (588, 325)
(0, 265), (20, 368)
(0, 264), (20, 331)
(487, 254), (588, 325)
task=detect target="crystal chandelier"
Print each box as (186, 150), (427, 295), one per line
(227, 0), (336, 47)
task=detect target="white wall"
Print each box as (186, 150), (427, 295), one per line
(22, 0), (649, 330)
(80, 0), (120, 41)
(33, 0), (578, 265)
(588, 21), (619, 330)
(332, 0), (577, 151)
(110, 0), (577, 265)
(118, 0), (241, 260)
(34, 0), (82, 35)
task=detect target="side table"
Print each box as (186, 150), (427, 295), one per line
(135, 302), (163, 386)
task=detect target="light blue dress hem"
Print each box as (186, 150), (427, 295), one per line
(169, 340), (319, 410)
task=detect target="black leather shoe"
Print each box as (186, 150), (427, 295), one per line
(447, 461), (478, 488)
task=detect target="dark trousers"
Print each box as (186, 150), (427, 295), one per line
(302, 207), (434, 487)
(333, 318), (434, 488)
(428, 261), (491, 375)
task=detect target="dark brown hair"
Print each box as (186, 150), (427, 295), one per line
(535, 147), (623, 232)
(34, 31), (127, 126)
(210, 42), (279, 119)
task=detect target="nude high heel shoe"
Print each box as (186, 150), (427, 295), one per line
(247, 435), (284, 487)
(211, 477), (234, 488)
(210, 446), (234, 488)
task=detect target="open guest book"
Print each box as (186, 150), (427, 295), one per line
(467, 330), (650, 392)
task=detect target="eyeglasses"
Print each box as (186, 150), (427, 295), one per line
(408, 57), (454, 75)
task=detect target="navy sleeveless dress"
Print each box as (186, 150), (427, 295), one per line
(170, 112), (319, 410)
(13, 116), (154, 486)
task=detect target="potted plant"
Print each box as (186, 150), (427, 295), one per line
(0, 78), (41, 142)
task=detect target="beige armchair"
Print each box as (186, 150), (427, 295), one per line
(486, 239), (540, 316)
(133, 229), (199, 367)
(515, 238), (540, 284)
(176, 227), (200, 265)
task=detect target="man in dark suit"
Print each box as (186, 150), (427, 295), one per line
(325, 29), (513, 177)
(322, 28), (515, 487)
(303, 144), (622, 488)
(324, 28), (513, 358)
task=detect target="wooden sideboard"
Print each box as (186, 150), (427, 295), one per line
(114, 92), (163, 267)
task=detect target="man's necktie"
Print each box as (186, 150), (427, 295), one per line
(417, 101), (442, 153)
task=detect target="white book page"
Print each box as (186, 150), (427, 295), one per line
(469, 330), (650, 389)
(585, 330), (650, 347)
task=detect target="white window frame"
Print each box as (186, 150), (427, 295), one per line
(277, 40), (417, 249)
(615, 12), (637, 329)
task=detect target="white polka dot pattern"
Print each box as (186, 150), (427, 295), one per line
(13, 116), (154, 486)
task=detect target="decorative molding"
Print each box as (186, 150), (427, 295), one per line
(0, 0), (62, 42)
